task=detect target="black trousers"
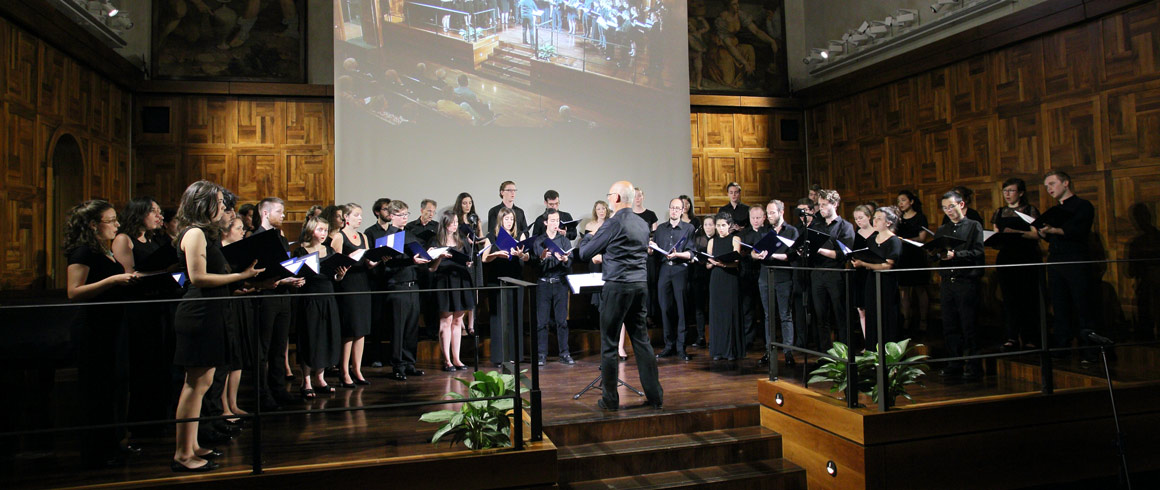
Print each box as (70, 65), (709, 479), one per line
(792, 270), (812, 348)
(810, 270), (849, 350)
(368, 277), (390, 365)
(941, 277), (980, 369)
(1048, 262), (1095, 348)
(998, 266), (1041, 345)
(657, 264), (689, 353)
(740, 270), (762, 347)
(388, 283), (420, 370)
(599, 281), (662, 409)
(489, 286), (523, 364)
(536, 279), (570, 358)
(258, 295), (291, 401)
(691, 273), (710, 342)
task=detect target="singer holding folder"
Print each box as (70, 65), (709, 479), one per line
(578, 181), (663, 411)
(707, 212), (742, 361)
(991, 178), (1042, 351)
(751, 200), (798, 366)
(850, 206), (903, 348)
(533, 209), (575, 365)
(1038, 170), (1097, 354)
(330, 203), (375, 388)
(932, 190), (985, 381)
(429, 210), (475, 371)
(381, 200), (431, 381)
(808, 189), (856, 351)
(291, 216), (346, 399)
(652, 197), (695, 360)
(483, 207), (531, 366)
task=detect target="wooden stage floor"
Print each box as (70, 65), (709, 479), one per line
(2, 338), (1078, 489)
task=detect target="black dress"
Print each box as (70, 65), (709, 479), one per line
(708, 235), (740, 360)
(691, 230), (713, 340)
(125, 235), (180, 425)
(430, 238), (476, 312)
(852, 231), (871, 309)
(863, 232), (903, 347)
(223, 281), (259, 371)
(294, 247), (342, 369)
(337, 231), (373, 338)
(992, 204), (1043, 344)
(895, 212), (930, 287)
(174, 228), (229, 367)
(68, 244), (129, 461)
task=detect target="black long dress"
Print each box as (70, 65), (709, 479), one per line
(173, 227), (228, 368)
(337, 231), (373, 338)
(864, 232), (903, 348)
(691, 230), (713, 342)
(992, 204), (1042, 344)
(125, 235), (180, 426)
(293, 247), (342, 369)
(852, 230), (871, 309)
(895, 212), (930, 287)
(485, 231), (524, 364)
(708, 235), (741, 360)
(430, 238), (476, 312)
(223, 281), (259, 372)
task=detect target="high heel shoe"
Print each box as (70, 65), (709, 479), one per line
(315, 384), (335, 394)
(171, 460), (218, 473)
(354, 378), (370, 385)
(340, 381), (357, 388)
(443, 364), (457, 372)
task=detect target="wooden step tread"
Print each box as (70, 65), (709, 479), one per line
(561, 459), (806, 490)
(558, 426), (777, 460)
(545, 404), (760, 446)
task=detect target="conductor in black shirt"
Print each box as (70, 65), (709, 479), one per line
(1038, 170), (1098, 351)
(532, 190), (578, 240)
(652, 197), (695, 360)
(579, 181), (663, 411)
(934, 190), (986, 380)
(809, 189), (856, 351)
(487, 181), (528, 237)
(719, 182), (750, 232)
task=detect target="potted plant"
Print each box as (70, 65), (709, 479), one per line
(419, 370), (529, 449)
(808, 339), (929, 407)
(537, 43), (557, 60)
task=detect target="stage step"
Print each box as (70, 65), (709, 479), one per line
(560, 458), (807, 490)
(557, 426), (783, 482)
(545, 404), (760, 446)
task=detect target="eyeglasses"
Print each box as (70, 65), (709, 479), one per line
(669, 206), (684, 210)
(392, 212), (410, 218)
(941, 205), (960, 211)
(502, 188), (517, 193)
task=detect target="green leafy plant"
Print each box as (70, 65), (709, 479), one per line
(419, 370), (530, 450)
(458, 26), (485, 42)
(537, 43), (557, 60)
(808, 339), (929, 406)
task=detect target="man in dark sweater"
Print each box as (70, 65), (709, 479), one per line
(718, 181), (750, 232)
(934, 190), (986, 380)
(1038, 170), (1098, 352)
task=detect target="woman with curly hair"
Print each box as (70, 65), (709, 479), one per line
(65, 199), (139, 468)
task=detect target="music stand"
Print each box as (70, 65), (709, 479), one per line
(565, 273), (645, 400)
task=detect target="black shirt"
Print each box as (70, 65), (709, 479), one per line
(1043, 194), (1095, 262)
(380, 225), (422, 284)
(634, 209), (658, 232)
(992, 204), (1042, 264)
(532, 210), (578, 240)
(934, 218), (985, 278)
(365, 221), (393, 244)
(579, 209), (649, 283)
(942, 207), (985, 229)
(68, 245), (126, 302)
(487, 203), (528, 238)
(533, 233), (573, 279)
(719, 202), (750, 227)
(896, 212), (929, 240)
(757, 222), (799, 282)
(739, 225), (768, 276)
(653, 220), (695, 266)
(809, 215), (856, 269)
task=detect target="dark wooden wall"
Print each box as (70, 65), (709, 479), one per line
(132, 95), (335, 226)
(691, 109), (806, 215)
(0, 16), (131, 290)
(805, 0), (1160, 322)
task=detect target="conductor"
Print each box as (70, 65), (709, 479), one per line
(579, 181), (664, 411)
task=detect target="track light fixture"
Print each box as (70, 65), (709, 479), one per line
(930, 0), (962, 13)
(802, 48), (829, 65)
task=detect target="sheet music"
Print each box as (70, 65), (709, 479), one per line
(649, 242), (672, 254)
(566, 272), (605, 294)
(982, 230), (996, 242)
(349, 249), (366, 262)
(900, 237), (924, 248)
(1014, 210), (1035, 224)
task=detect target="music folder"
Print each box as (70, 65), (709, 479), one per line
(411, 227), (436, 243)
(748, 231), (783, 253)
(566, 272), (605, 294)
(280, 252), (318, 277)
(135, 243), (178, 272)
(559, 218), (581, 230)
(781, 228), (830, 257)
(922, 234), (967, 253)
(496, 227), (520, 252)
(363, 231), (407, 262)
(983, 230), (1026, 249)
(846, 247), (887, 265)
(444, 247), (472, 266)
(995, 216), (1032, 232)
(1030, 206), (1074, 229)
(542, 237), (574, 256)
(696, 250), (741, 264)
(320, 253), (357, 277)
(136, 270), (187, 289)
(222, 228), (289, 271)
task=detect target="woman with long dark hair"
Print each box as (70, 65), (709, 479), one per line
(171, 180), (261, 472)
(483, 207), (529, 366)
(707, 212), (742, 361)
(895, 190), (931, 338)
(454, 192), (484, 336)
(429, 209), (475, 370)
(65, 199), (139, 468)
(293, 215), (346, 398)
(992, 177), (1042, 350)
(329, 203), (375, 388)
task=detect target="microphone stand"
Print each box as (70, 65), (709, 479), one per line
(1087, 331), (1131, 489)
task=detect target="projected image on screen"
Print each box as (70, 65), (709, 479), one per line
(334, 0), (686, 129)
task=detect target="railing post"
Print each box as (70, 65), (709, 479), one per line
(876, 272), (888, 412)
(250, 296), (263, 474)
(768, 266), (779, 381)
(844, 270), (857, 408)
(1039, 265), (1053, 395)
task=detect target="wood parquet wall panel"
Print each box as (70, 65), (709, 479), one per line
(690, 110), (804, 215)
(806, 0), (1160, 320)
(0, 18), (131, 290)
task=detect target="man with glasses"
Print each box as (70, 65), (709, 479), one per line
(532, 190), (577, 240)
(488, 181), (529, 237)
(934, 190), (985, 380)
(651, 198), (695, 360)
(381, 201), (432, 380)
(406, 199), (441, 342)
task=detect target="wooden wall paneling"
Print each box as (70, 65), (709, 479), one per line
(89, 139), (111, 200)
(133, 148), (184, 206)
(917, 127), (952, 185)
(830, 97), (855, 146)
(109, 145), (128, 204)
(884, 78), (916, 135)
(855, 87), (886, 140)
(701, 150), (738, 210)
(992, 38), (1044, 109)
(235, 151), (283, 202)
(700, 113), (736, 149)
(1104, 79), (1160, 170)
(885, 133), (917, 188)
(768, 150), (805, 200)
(1041, 96), (1104, 174)
(36, 41), (64, 120)
(1109, 166), (1160, 314)
(285, 151), (333, 209)
(831, 144), (862, 197)
(89, 75), (109, 139)
(996, 110), (1042, 176)
(807, 105), (830, 151)
(110, 85), (129, 144)
(1100, 2), (1160, 87)
(738, 152), (772, 205)
(951, 116), (998, 181)
(810, 151), (834, 191)
(948, 55), (994, 122)
(285, 99), (332, 148)
(857, 139), (885, 196)
(186, 151), (235, 196)
(915, 67), (951, 128)
(691, 154), (705, 214)
(6, 104), (38, 191)
(5, 23), (37, 109)
(1041, 22), (1099, 99)
(690, 113), (701, 151)
(184, 96), (235, 148)
(735, 113), (768, 150)
(235, 98), (284, 148)
(1, 186), (42, 288)
(133, 96), (180, 146)
(62, 58), (88, 127)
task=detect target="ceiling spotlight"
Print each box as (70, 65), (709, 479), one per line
(845, 29), (870, 46)
(105, 2), (118, 17)
(866, 20), (890, 39)
(930, 0), (962, 13)
(827, 39), (846, 57)
(802, 48), (829, 65)
(894, 8), (919, 27)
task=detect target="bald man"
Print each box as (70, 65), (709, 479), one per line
(579, 181), (664, 410)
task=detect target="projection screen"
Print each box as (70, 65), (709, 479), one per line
(334, 0), (691, 230)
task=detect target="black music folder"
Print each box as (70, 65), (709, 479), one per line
(994, 215), (1032, 232)
(983, 230), (1025, 249)
(222, 228), (289, 271)
(1031, 206), (1074, 229)
(782, 227), (831, 258)
(319, 253), (357, 277)
(135, 243), (178, 272)
(696, 249), (741, 264)
(846, 247), (887, 265)
(922, 234), (967, 253)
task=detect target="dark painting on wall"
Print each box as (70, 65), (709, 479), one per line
(690, 0), (787, 95)
(152, 0), (306, 82)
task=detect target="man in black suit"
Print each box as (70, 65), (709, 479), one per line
(487, 180), (528, 237)
(579, 181), (663, 411)
(532, 190), (578, 240)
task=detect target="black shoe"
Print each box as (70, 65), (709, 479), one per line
(198, 430), (232, 446)
(171, 460), (218, 473)
(640, 400), (663, 410)
(785, 353), (796, 368)
(284, 373), (295, 381)
(757, 354), (770, 366)
(691, 339), (707, 348)
(391, 371), (407, 381)
(443, 365), (457, 372)
(370, 361), (384, 368)
(454, 365), (468, 371)
(712, 356), (724, 361)
(597, 398), (618, 411)
(315, 384), (335, 394)
(619, 355), (628, 361)
(405, 366), (425, 376)
(355, 378), (371, 385)
(679, 352), (692, 361)
(559, 355), (575, 365)
(196, 449), (223, 459)
(655, 348), (675, 358)
(119, 444), (143, 456)
(939, 367), (963, 379)
(340, 382), (357, 388)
